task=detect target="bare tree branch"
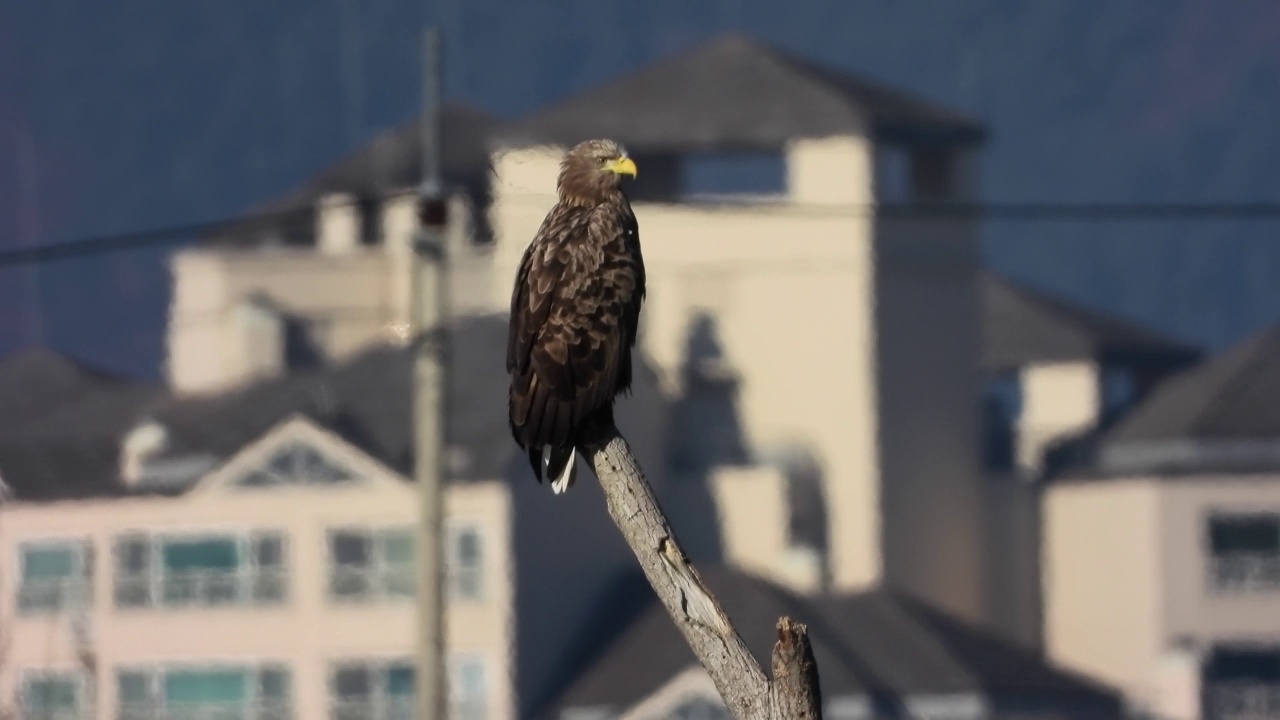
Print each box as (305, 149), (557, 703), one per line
(581, 423), (824, 720)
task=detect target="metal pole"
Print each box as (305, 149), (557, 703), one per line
(413, 25), (450, 720)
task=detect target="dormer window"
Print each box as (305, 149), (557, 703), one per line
(235, 441), (358, 488)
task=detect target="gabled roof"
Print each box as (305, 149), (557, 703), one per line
(981, 272), (1202, 372)
(0, 314), (518, 502)
(542, 566), (1120, 718)
(205, 102), (499, 248)
(1106, 324), (1280, 444)
(494, 32), (985, 154)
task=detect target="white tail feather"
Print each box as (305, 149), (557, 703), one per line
(543, 446), (578, 495)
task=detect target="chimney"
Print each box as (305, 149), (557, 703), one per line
(711, 465), (822, 593)
(316, 192), (360, 255)
(120, 420), (169, 486)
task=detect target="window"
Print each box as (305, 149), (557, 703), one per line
(236, 441), (357, 487)
(1204, 646), (1280, 720)
(113, 531), (287, 608)
(329, 659), (415, 720)
(1207, 512), (1280, 592)
(20, 671), (83, 720)
(449, 656), (488, 720)
(328, 528), (415, 602)
(17, 539), (93, 615)
(117, 664), (290, 720)
(448, 525), (484, 601)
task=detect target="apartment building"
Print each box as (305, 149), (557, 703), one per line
(0, 29), (1212, 720)
(0, 314), (657, 720)
(1044, 322), (1280, 720)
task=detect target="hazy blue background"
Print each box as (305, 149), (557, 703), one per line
(2, 0), (1278, 377)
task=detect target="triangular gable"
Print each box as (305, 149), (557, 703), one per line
(186, 413), (409, 498)
(616, 665), (721, 720)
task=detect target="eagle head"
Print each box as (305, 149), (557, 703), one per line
(557, 138), (637, 206)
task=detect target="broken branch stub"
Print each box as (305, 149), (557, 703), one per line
(581, 424), (823, 719)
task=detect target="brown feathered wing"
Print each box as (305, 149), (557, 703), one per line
(506, 199), (644, 484)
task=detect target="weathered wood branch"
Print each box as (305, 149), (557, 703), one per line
(580, 424), (824, 720)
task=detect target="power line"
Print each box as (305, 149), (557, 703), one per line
(4, 199), (1280, 270)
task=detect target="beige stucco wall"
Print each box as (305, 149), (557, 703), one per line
(166, 248), (395, 394)
(1044, 479), (1164, 706)
(166, 191), (493, 397)
(0, 424), (515, 720)
(486, 138), (992, 630)
(1045, 474), (1280, 714)
(1018, 362), (1101, 473)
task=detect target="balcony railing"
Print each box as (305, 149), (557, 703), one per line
(328, 566), (415, 601)
(17, 708), (82, 720)
(329, 698), (413, 720)
(1208, 554), (1280, 593)
(1207, 682), (1280, 720)
(16, 578), (91, 614)
(328, 698), (482, 720)
(114, 568), (288, 608)
(118, 700), (291, 720)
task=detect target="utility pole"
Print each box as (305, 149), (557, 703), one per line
(413, 25), (450, 720)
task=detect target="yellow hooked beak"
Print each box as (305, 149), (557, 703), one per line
(605, 156), (638, 178)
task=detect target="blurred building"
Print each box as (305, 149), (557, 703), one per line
(541, 566), (1124, 720)
(1042, 323), (1280, 720)
(0, 29), (1219, 720)
(0, 318), (656, 720)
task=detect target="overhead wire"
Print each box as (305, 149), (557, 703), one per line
(3, 197), (1280, 270)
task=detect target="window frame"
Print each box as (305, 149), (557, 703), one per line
(14, 537), (94, 616)
(233, 439), (360, 489)
(18, 667), (87, 719)
(114, 661), (291, 720)
(326, 525), (416, 604)
(1204, 509), (1280, 593)
(112, 529), (289, 610)
(448, 653), (490, 720)
(447, 522), (485, 602)
(328, 656), (416, 720)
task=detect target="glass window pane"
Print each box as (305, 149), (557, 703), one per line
(1211, 515), (1280, 554)
(332, 533), (371, 565)
(22, 546), (75, 579)
(117, 672), (151, 703)
(254, 535), (284, 567)
(162, 539), (239, 571)
(333, 667), (371, 698)
(163, 670), (247, 703)
(383, 532), (414, 564)
(452, 660), (485, 699)
(116, 537), (150, 573)
(456, 531), (480, 565)
(259, 668), (289, 700)
(386, 665), (415, 696)
(23, 678), (77, 710)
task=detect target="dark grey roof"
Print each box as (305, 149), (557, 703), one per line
(542, 566), (1120, 719)
(981, 272), (1202, 372)
(0, 348), (167, 501)
(151, 313), (513, 480)
(0, 314), (518, 502)
(1104, 324), (1280, 445)
(494, 32), (985, 154)
(206, 102), (499, 247)
(0, 347), (151, 433)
